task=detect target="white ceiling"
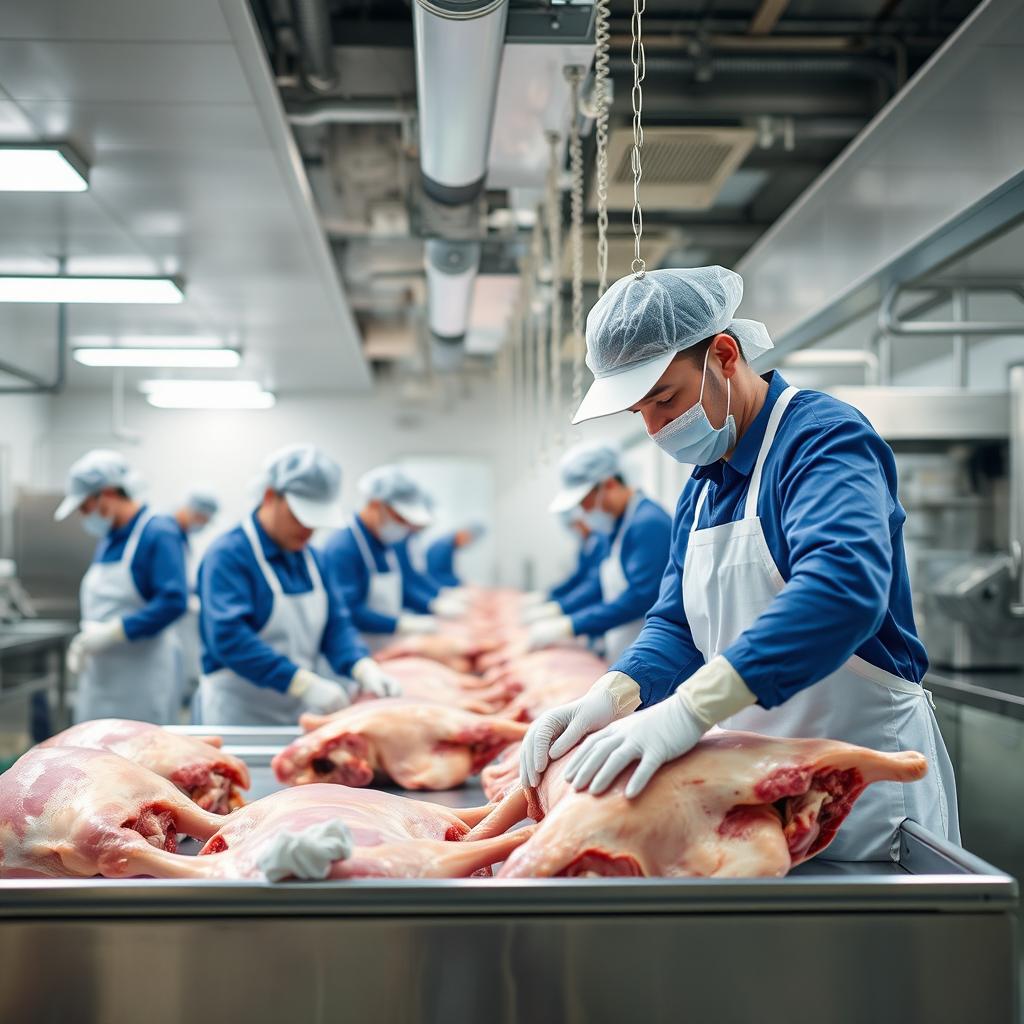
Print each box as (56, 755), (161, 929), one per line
(0, 0), (370, 394)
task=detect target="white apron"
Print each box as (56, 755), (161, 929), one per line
(198, 516), (328, 726)
(175, 540), (202, 715)
(351, 517), (403, 653)
(681, 385), (959, 862)
(76, 509), (183, 725)
(598, 492), (646, 662)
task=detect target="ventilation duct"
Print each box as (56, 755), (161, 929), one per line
(425, 240), (481, 369)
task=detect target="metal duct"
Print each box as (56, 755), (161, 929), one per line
(1010, 364), (1024, 615)
(286, 100), (414, 127)
(425, 239), (481, 342)
(290, 0), (339, 94)
(413, 0), (509, 204)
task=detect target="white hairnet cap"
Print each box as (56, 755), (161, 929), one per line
(358, 465), (434, 528)
(54, 449), (140, 521)
(186, 489), (219, 519)
(549, 441), (622, 513)
(261, 443), (343, 530)
(572, 266), (774, 424)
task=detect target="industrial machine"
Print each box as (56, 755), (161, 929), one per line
(0, 727), (1016, 1024)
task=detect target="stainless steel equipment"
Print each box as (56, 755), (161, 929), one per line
(0, 729), (1017, 1024)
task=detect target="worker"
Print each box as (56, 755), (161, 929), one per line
(521, 266), (958, 861)
(54, 449), (188, 724)
(521, 440), (671, 662)
(521, 509), (607, 625)
(196, 444), (399, 726)
(319, 466), (466, 650)
(423, 523), (485, 588)
(172, 489), (220, 717)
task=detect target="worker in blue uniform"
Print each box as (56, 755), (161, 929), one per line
(521, 265), (959, 862)
(196, 444), (399, 726)
(523, 441), (672, 662)
(319, 465), (467, 651)
(54, 449), (188, 724)
(522, 509), (607, 625)
(423, 524), (485, 587)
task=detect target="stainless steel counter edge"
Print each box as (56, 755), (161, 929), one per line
(926, 669), (1024, 721)
(0, 872), (1016, 918)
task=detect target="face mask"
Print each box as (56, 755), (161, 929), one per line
(81, 511), (113, 538)
(649, 346), (736, 466)
(378, 514), (411, 546)
(580, 487), (617, 535)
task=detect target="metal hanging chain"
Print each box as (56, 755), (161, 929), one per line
(531, 207), (548, 465)
(545, 130), (564, 445)
(629, 0), (646, 278)
(593, 0), (612, 296)
(565, 65), (586, 413)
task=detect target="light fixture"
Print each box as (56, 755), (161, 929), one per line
(0, 145), (89, 192)
(75, 347), (241, 369)
(0, 276), (184, 304)
(140, 379), (275, 410)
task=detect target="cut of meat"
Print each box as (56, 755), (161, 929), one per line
(485, 648), (607, 722)
(176, 786), (527, 880)
(0, 746), (224, 879)
(276, 699), (527, 790)
(41, 719), (250, 814)
(468, 731), (928, 878)
(481, 744), (521, 802)
(375, 633), (497, 674)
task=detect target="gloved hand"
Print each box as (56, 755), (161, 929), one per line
(562, 656), (757, 798)
(526, 615), (574, 651)
(257, 819), (355, 882)
(187, 593), (201, 615)
(520, 672), (641, 788)
(66, 619), (127, 674)
(519, 590), (546, 608)
(430, 594), (469, 619)
(397, 614), (439, 636)
(520, 600), (563, 626)
(288, 669), (351, 715)
(351, 657), (402, 698)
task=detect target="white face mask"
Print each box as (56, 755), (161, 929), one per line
(649, 346), (737, 466)
(580, 486), (617, 535)
(81, 511), (113, 538)
(378, 511), (411, 546)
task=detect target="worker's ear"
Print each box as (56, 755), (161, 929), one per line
(713, 333), (741, 379)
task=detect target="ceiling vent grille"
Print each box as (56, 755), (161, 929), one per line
(596, 127), (756, 211)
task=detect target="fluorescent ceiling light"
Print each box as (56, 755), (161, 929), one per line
(0, 276), (184, 304)
(140, 379), (275, 410)
(0, 146), (88, 192)
(75, 347), (241, 369)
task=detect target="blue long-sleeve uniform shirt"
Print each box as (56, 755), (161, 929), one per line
(318, 518), (439, 636)
(395, 536), (443, 607)
(93, 506), (188, 640)
(198, 512), (368, 692)
(614, 370), (928, 710)
(568, 495), (672, 638)
(425, 533), (461, 588)
(549, 533), (607, 613)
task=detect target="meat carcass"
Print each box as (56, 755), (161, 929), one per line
(0, 746), (223, 879)
(345, 657), (517, 716)
(276, 700), (527, 790)
(487, 648), (607, 722)
(40, 719), (250, 814)
(480, 743), (521, 802)
(468, 731), (928, 878)
(166, 786), (530, 880)
(375, 633), (497, 674)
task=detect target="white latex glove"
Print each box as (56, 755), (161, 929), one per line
(187, 593), (201, 615)
(257, 819), (355, 882)
(526, 615), (574, 651)
(519, 590), (546, 608)
(430, 594), (469, 619)
(520, 600), (563, 626)
(397, 614), (439, 636)
(519, 672), (641, 789)
(66, 619), (126, 674)
(351, 657), (402, 698)
(563, 656), (756, 799)
(288, 669), (351, 715)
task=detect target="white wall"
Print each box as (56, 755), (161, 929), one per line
(0, 391), (52, 557)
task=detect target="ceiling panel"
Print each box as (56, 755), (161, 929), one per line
(0, 41), (252, 104)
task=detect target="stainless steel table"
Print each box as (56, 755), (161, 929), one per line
(0, 728), (1016, 1024)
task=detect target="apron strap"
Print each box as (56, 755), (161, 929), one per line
(743, 386), (800, 520)
(351, 516), (400, 576)
(690, 481), (711, 533)
(606, 491), (643, 562)
(121, 507), (154, 566)
(241, 514), (284, 597)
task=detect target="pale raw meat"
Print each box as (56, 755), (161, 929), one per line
(486, 648), (607, 722)
(0, 746), (224, 879)
(480, 744), (521, 802)
(345, 657), (518, 716)
(276, 699), (527, 790)
(468, 731), (928, 878)
(375, 632), (495, 674)
(162, 786), (530, 880)
(40, 719), (250, 814)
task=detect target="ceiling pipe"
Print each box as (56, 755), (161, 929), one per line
(412, 0), (509, 369)
(286, 99), (415, 127)
(290, 0), (340, 94)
